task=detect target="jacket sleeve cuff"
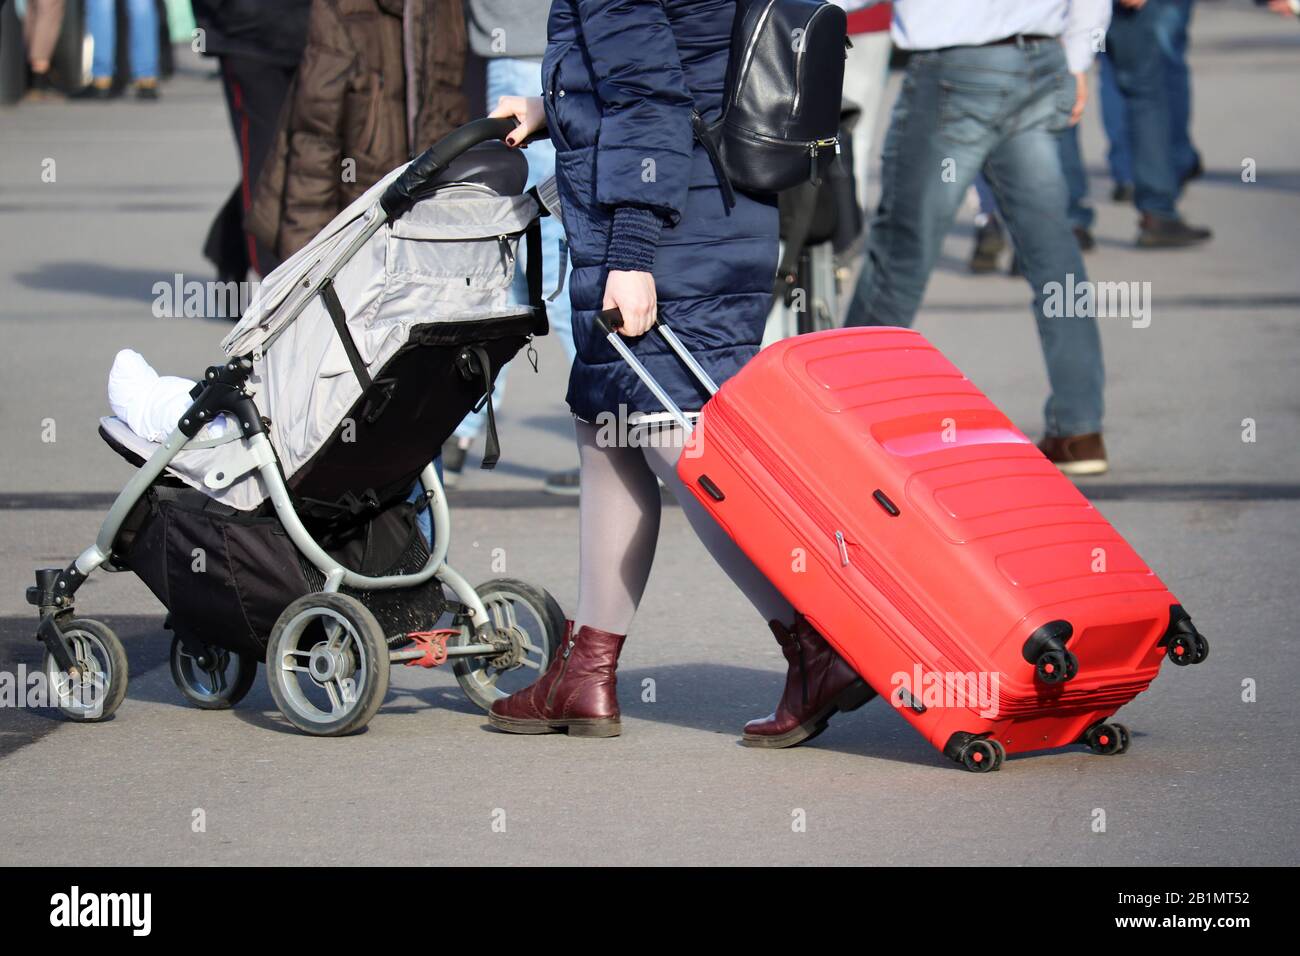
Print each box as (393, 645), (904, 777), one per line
(605, 206), (664, 273)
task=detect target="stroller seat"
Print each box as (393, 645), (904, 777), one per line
(98, 416), (152, 469)
(99, 412), (271, 509)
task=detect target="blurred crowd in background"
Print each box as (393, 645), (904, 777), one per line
(2, 0), (1297, 488)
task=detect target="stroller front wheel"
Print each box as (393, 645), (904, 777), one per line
(43, 618), (129, 722)
(265, 593), (390, 736)
(169, 635), (257, 710)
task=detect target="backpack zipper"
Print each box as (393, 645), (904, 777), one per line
(808, 136), (839, 182)
(733, 0), (778, 111)
(792, 2), (833, 119)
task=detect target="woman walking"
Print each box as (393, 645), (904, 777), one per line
(487, 0), (872, 747)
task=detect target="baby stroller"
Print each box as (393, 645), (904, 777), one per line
(25, 118), (566, 736)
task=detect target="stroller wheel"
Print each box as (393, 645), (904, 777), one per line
(265, 593), (390, 736)
(169, 635), (257, 710)
(43, 618), (129, 722)
(453, 578), (564, 713)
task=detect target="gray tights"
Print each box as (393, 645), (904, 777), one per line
(573, 418), (794, 636)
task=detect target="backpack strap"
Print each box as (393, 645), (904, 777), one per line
(776, 182), (821, 298)
(691, 111), (737, 211)
(527, 180), (570, 305)
(523, 214), (550, 334)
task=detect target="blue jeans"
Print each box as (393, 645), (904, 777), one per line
(454, 56), (575, 443)
(846, 40), (1104, 437)
(408, 460), (444, 547)
(976, 125), (1092, 231)
(1098, 52), (1131, 187)
(973, 173), (999, 224)
(1100, 0), (1197, 193)
(1057, 123), (1094, 230)
(87, 0), (159, 82)
(1155, 0), (1199, 181)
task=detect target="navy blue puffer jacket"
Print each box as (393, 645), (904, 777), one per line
(542, 0), (779, 422)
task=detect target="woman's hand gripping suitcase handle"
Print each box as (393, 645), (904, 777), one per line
(593, 308), (720, 434)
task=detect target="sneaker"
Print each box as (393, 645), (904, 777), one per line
(1072, 225), (1096, 252)
(1038, 433), (1108, 476)
(969, 221), (1005, 274)
(1136, 213), (1212, 249)
(70, 78), (118, 100)
(542, 467), (580, 497)
(134, 78), (160, 101)
(441, 439), (469, 489)
(1111, 183), (1135, 204)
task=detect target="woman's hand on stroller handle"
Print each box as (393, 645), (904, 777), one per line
(490, 96), (547, 147)
(380, 116), (530, 218)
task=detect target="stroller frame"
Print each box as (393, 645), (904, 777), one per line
(28, 118), (561, 733)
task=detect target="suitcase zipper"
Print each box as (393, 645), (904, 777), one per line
(710, 396), (984, 677)
(710, 396), (848, 552)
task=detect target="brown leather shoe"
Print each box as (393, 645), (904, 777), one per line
(1136, 213), (1212, 249)
(1038, 432), (1108, 476)
(488, 622), (625, 737)
(742, 616), (875, 749)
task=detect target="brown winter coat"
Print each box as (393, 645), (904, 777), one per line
(249, 0), (468, 261)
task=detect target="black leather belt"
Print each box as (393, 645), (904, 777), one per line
(985, 33), (1055, 46)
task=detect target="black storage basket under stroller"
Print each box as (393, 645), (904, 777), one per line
(118, 483), (446, 658)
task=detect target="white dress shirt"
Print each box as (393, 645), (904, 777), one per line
(884, 0), (1113, 73)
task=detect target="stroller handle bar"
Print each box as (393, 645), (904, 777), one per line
(380, 117), (523, 219)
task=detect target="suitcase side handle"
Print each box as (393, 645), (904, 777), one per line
(593, 308), (720, 434)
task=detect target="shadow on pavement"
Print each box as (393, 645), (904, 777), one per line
(345, 660), (954, 768)
(14, 261), (179, 304)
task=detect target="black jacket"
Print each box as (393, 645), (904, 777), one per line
(192, 0), (313, 67)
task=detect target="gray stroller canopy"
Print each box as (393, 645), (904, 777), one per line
(143, 141), (543, 512)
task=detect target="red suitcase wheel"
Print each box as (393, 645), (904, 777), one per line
(959, 738), (1001, 773)
(1084, 721), (1127, 755)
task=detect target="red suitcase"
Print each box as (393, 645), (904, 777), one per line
(597, 315), (1209, 771)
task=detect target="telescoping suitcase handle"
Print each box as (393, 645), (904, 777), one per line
(593, 308), (719, 434)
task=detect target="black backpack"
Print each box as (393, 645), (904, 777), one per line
(695, 0), (849, 208)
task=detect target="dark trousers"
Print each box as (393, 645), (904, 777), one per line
(203, 55), (295, 280)
(1103, 2), (1180, 217)
(1100, 0), (1198, 188)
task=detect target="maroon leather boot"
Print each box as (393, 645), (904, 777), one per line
(488, 622), (626, 737)
(742, 616), (875, 749)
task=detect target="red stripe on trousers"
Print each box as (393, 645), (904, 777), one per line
(226, 63), (261, 276)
